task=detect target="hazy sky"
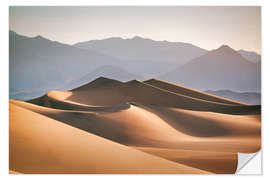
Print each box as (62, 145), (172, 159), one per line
(9, 6), (261, 53)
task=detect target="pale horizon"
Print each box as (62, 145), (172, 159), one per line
(9, 6), (261, 54)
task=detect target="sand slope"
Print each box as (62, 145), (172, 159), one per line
(12, 100), (188, 146)
(143, 78), (244, 105)
(134, 147), (238, 174)
(13, 100), (261, 152)
(9, 101), (209, 174)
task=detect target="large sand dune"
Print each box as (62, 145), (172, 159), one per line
(30, 77), (260, 115)
(10, 101), (209, 174)
(10, 77), (261, 174)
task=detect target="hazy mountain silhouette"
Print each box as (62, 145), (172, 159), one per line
(74, 36), (207, 66)
(10, 31), (261, 100)
(63, 65), (144, 90)
(9, 30), (124, 97)
(10, 31), (207, 99)
(160, 45), (261, 92)
(205, 90), (261, 105)
(238, 49), (261, 63)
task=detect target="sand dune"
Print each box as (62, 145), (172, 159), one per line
(143, 78), (244, 105)
(140, 105), (260, 137)
(29, 91), (131, 112)
(10, 101), (209, 174)
(30, 77), (260, 115)
(135, 147), (238, 174)
(10, 77), (261, 174)
(12, 100), (188, 146)
(12, 100), (261, 153)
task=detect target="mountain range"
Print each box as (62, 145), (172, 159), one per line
(160, 45), (260, 92)
(9, 30), (261, 101)
(238, 49), (261, 63)
(9, 31), (119, 92)
(74, 36), (207, 65)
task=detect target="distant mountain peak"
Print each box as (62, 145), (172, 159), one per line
(9, 30), (50, 42)
(208, 44), (243, 59)
(216, 44), (235, 52)
(94, 76), (115, 81)
(131, 36), (148, 41)
(125, 79), (141, 84)
(34, 35), (47, 40)
(237, 49), (261, 63)
(105, 37), (124, 41)
(238, 49), (245, 53)
(132, 36), (143, 39)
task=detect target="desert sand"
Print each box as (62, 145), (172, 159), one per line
(10, 101), (209, 174)
(9, 77), (261, 174)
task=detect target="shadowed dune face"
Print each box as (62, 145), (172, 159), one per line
(29, 91), (131, 112)
(134, 147), (238, 174)
(11, 77), (261, 174)
(140, 105), (260, 137)
(143, 78), (244, 105)
(141, 105), (230, 137)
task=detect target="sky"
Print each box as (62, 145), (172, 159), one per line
(9, 6), (261, 54)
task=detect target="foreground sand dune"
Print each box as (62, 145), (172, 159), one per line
(12, 100), (189, 146)
(10, 77), (261, 174)
(10, 102), (209, 174)
(13, 100), (261, 152)
(134, 147), (238, 174)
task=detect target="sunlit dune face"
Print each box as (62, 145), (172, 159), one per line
(47, 91), (72, 100)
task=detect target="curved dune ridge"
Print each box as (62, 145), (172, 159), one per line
(10, 77), (261, 174)
(30, 91), (131, 112)
(143, 78), (245, 105)
(10, 102), (209, 174)
(30, 77), (260, 115)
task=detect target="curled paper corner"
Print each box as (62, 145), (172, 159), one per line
(235, 150), (262, 175)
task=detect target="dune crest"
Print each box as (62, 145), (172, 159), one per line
(143, 78), (244, 105)
(30, 77), (260, 115)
